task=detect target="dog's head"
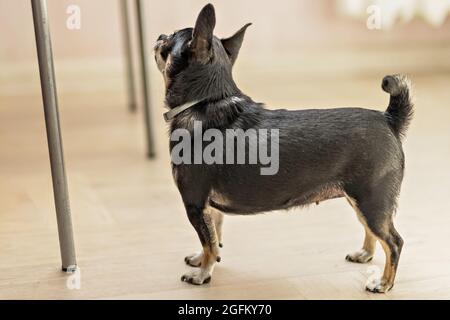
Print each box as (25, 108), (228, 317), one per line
(154, 3), (251, 106)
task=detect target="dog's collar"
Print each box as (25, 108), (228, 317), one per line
(163, 96), (244, 123)
(163, 100), (200, 123)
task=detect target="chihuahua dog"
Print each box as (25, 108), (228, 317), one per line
(154, 4), (413, 293)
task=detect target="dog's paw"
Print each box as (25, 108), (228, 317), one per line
(365, 278), (393, 293)
(181, 269), (211, 285)
(345, 249), (374, 264)
(184, 252), (203, 267)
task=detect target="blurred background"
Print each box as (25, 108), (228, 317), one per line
(0, 0), (449, 299)
(2, 0), (450, 96)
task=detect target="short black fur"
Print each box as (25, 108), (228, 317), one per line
(154, 3), (413, 292)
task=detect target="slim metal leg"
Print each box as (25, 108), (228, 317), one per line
(120, 0), (137, 113)
(31, 0), (77, 272)
(135, 0), (156, 158)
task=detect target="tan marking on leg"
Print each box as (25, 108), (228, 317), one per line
(181, 209), (219, 285)
(185, 206), (222, 268)
(201, 246), (214, 267)
(379, 239), (395, 285)
(362, 226), (377, 254)
(204, 207), (219, 249)
(363, 239), (395, 293)
(346, 195), (399, 293)
(345, 195), (377, 263)
(209, 207), (224, 246)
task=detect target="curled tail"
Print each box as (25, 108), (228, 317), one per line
(382, 74), (414, 140)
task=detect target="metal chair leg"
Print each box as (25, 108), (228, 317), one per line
(31, 0), (77, 272)
(135, 0), (156, 158)
(120, 0), (137, 113)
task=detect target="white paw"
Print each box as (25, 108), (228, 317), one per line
(365, 278), (392, 293)
(184, 252), (203, 267)
(345, 249), (374, 263)
(181, 269), (211, 285)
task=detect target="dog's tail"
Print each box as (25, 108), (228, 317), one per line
(382, 74), (414, 140)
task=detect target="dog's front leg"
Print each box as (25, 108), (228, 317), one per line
(211, 207), (224, 248)
(185, 206), (224, 267)
(181, 204), (220, 285)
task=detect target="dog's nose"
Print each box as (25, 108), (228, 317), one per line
(157, 34), (167, 41)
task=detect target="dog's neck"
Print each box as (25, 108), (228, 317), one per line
(164, 63), (241, 109)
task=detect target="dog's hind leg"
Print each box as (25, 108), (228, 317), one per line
(345, 197), (376, 263)
(378, 224), (403, 292)
(364, 218), (403, 293)
(181, 204), (220, 285)
(345, 181), (404, 293)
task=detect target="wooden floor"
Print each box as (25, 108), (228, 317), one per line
(1, 55), (450, 299)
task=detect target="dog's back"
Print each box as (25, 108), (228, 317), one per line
(208, 75), (413, 215)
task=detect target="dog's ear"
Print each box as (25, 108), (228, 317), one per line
(221, 23), (251, 65)
(190, 3), (216, 63)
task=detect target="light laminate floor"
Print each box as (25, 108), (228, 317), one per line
(1, 57), (449, 299)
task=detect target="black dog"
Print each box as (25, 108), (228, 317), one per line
(154, 4), (413, 293)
